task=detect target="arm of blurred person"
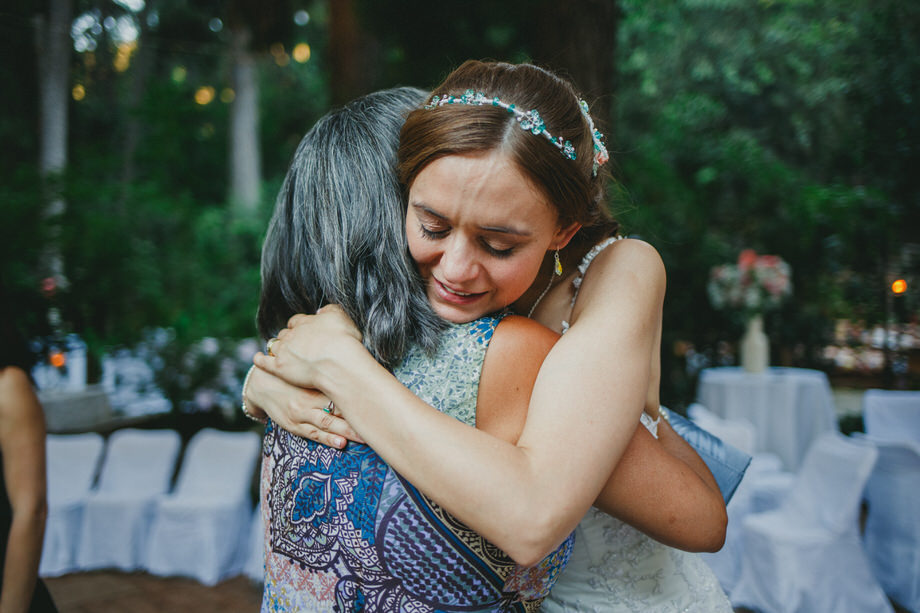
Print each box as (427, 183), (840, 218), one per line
(0, 367), (48, 613)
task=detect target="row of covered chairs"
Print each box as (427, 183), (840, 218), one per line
(41, 427), (262, 586)
(693, 389), (920, 613)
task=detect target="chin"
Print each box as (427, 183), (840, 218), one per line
(433, 303), (488, 325)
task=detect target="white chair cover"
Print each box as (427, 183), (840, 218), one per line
(731, 432), (892, 613)
(862, 437), (920, 612)
(40, 432), (104, 576)
(145, 428), (261, 585)
(243, 502), (265, 583)
(76, 428), (181, 571)
(863, 389), (920, 443)
(687, 402), (758, 455)
(699, 443), (793, 595)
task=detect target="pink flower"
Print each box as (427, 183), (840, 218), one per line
(737, 249), (758, 270)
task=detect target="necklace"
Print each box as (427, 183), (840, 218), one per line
(526, 273), (555, 318)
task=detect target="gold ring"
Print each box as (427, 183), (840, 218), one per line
(266, 337), (280, 356)
(322, 401), (334, 414)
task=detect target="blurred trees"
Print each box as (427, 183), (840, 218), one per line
(2, 0), (916, 401)
(611, 0), (919, 402)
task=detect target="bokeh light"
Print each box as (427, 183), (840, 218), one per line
(220, 88), (235, 103)
(194, 86), (215, 105)
(293, 43), (311, 63)
(892, 279), (907, 294)
(50, 352), (66, 369)
(72, 84), (86, 101)
(114, 41), (136, 72)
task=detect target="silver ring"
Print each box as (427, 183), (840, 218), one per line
(322, 401), (335, 415)
(266, 337), (280, 356)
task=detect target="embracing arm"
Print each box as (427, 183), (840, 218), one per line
(595, 421), (726, 552)
(258, 241), (665, 565)
(481, 315), (725, 553)
(0, 368), (48, 613)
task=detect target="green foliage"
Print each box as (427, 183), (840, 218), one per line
(615, 0), (917, 405)
(10, 0), (916, 410)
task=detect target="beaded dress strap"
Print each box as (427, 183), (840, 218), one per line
(639, 410), (660, 439)
(560, 235), (625, 333)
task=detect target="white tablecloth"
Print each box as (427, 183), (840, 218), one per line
(697, 367), (839, 471)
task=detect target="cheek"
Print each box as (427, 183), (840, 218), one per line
(406, 233), (433, 273)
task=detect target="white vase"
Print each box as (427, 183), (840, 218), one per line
(740, 314), (769, 373)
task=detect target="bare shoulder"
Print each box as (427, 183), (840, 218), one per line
(588, 238), (665, 286)
(477, 315), (558, 442)
(573, 238), (666, 321)
(488, 315), (559, 361)
(0, 367), (43, 423)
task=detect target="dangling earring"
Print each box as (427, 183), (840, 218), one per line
(554, 249), (563, 276)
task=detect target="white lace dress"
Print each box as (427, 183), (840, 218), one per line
(542, 237), (732, 613)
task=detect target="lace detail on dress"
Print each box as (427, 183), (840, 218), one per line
(542, 509), (732, 612)
(561, 235), (624, 333)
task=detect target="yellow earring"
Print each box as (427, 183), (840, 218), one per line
(554, 249), (563, 276)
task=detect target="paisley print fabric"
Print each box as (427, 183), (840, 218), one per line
(261, 315), (573, 612)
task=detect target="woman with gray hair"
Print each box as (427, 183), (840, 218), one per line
(252, 87), (573, 611)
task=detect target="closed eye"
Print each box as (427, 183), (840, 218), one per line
(419, 224), (449, 239)
(481, 240), (515, 258)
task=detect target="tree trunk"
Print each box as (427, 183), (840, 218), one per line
(228, 25), (262, 214)
(119, 4), (155, 211)
(530, 0), (620, 136)
(34, 0), (72, 288)
(329, 0), (376, 105)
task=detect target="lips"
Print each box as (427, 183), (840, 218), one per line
(432, 278), (486, 305)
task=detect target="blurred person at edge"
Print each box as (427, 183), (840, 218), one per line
(0, 277), (57, 613)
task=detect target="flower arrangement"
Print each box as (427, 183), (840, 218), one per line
(708, 249), (792, 316)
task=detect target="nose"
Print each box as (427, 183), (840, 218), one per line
(439, 235), (479, 285)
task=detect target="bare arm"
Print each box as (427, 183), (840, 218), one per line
(482, 318), (725, 553)
(256, 241), (666, 565)
(0, 368), (48, 613)
(594, 421), (726, 552)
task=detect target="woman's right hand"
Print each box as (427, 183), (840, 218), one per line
(244, 364), (364, 449)
(254, 304), (364, 391)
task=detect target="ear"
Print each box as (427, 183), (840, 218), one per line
(551, 222), (582, 250)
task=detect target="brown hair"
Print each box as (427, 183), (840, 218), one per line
(398, 60), (618, 259)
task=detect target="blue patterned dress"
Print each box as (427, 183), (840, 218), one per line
(260, 315), (574, 612)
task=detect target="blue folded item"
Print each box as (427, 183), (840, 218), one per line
(663, 408), (752, 504)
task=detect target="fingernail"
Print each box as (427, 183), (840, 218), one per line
(333, 437), (346, 449)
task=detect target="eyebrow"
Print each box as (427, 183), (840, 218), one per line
(410, 203), (532, 237)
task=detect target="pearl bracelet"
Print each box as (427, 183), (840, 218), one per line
(240, 365), (268, 424)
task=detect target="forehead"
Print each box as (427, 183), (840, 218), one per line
(409, 152), (556, 226)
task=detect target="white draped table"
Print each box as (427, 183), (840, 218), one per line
(697, 367), (839, 471)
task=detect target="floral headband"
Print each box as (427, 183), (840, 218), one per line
(424, 89), (609, 174)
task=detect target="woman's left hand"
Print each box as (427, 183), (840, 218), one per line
(245, 364), (364, 448)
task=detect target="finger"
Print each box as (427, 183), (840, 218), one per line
(316, 303), (342, 315)
(287, 410), (363, 448)
(314, 408), (365, 444)
(287, 313), (314, 328)
(253, 352), (280, 375)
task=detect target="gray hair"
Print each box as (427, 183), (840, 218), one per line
(258, 87), (444, 367)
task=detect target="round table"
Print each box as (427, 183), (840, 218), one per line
(696, 367), (839, 471)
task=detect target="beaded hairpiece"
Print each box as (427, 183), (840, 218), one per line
(579, 99), (610, 176)
(425, 89), (576, 160)
(424, 89), (609, 174)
